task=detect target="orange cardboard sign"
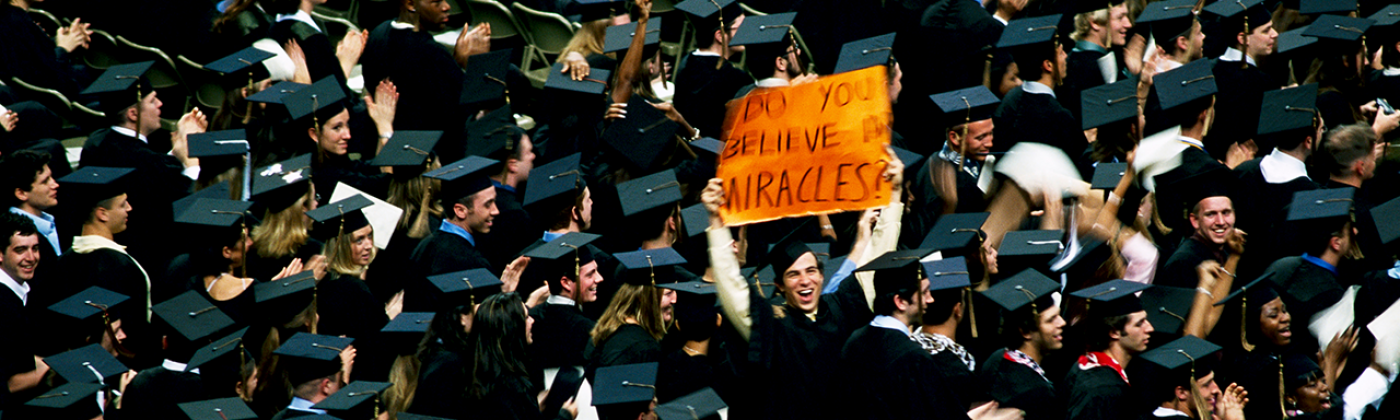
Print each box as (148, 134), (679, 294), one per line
(716, 66), (893, 225)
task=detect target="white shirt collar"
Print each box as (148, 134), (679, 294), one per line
(992, 15), (1008, 26)
(1219, 48), (1257, 66)
(1022, 81), (1056, 98)
(1385, 67), (1400, 77)
(1260, 148), (1310, 184)
(1152, 406), (1191, 418)
(755, 77), (789, 88)
(1177, 135), (1204, 149)
(691, 50), (720, 57)
(161, 359), (199, 374)
(276, 10), (321, 33)
(110, 126), (149, 144)
(288, 397), (327, 414)
(0, 268), (28, 306)
(869, 315), (911, 337)
(547, 295), (578, 306)
(390, 21), (414, 30)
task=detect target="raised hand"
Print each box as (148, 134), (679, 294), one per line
(365, 79), (399, 140)
(1, 109), (17, 133)
(501, 256), (531, 293)
(561, 51), (591, 81)
(55, 18), (92, 53)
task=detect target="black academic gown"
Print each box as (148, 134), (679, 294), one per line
(50, 247), (155, 363)
(0, 288), (34, 408)
(316, 272), (389, 340)
(483, 184), (534, 273)
(1207, 56), (1278, 159)
(405, 228), (491, 312)
(1230, 157), (1319, 277)
(80, 128), (193, 271)
(268, 18), (350, 98)
(528, 301), (595, 369)
(364, 212), (440, 303)
(119, 365), (207, 419)
(901, 155), (985, 249)
(312, 154), (391, 207)
(408, 347), (470, 418)
(584, 324), (661, 381)
(978, 348), (1061, 420)
(672, 54), (754, 138)
(1219, 349), (1287, 420)
(838, 324), (971, 420)
(0, 4), (84, 98)
(1063, 41), (1113, 122)
(270, 407), (322, 420)
(926, 347), (978, 410)
(1265, 257), (1345, 355)
(1159, 236), (1226, 289)
(991, 85), (1087, 158)
(1060, 363), (1132, 420)
(245, 238), (325, 283)
(361, 20), (464, 146)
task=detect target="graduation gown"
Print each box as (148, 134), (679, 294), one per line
(584, 324), (661, 380)
(1063, 41), (1113, 122)
(0, 287), (34, 408)
(1060, 362), (1132, 420)
(483, 184), (534, 273)
(838, 325), (970, 420)
(528, 301), (595, 369)
(672, 54), (754, 138)
(50, 245), (155, 362)
(408, 347), (470, 418)
(1219, 349), (1286, 420)
(119, 365), (207, 419)
(80, 128), (193, 268)
(1158, 236), (1225, 289)
(0, 4), (83, 98)
(361, 20), (464, 146)
(364, 212), (440, 303)
(901, 155), (986, 249)
(924, 343), (978, 410)
(268, 18), (349, 98)
(991, 85), (1087, 158)
(978, 348), (1060, 420)
(1206, 57), (1278, 159)
(1230, 157), (1319, 277)
(312, 154), (391, 207)
(656, 347), (737, 404)
(316, 273), (389, 340)
(245, 238), (325, 283)
(405, 229), (490, 312)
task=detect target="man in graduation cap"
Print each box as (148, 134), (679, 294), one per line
(991, 15), (1089, 159)
(0, 212), (48, 407)
(527, 232), (604, 369)
(1, 150), (61, 284)
(1316, 124), (1386, 271)
(1139, 336), (1246, 420)
(914, 85), (999, 216)
(409, 156), (499, 294)
(730, 12), (806, 97)
(120, 291), (236, 419)
(1063, 0), (1132, 121)
(1061, 280), (1154, 420)
(476, 113), (538, 273)
(1260, 189), (1353, 355)
(672, 0), (752, 138)
(1203, 0), (1280, 160)
(1158, 168), (1244, 290)
(268, 333), (355, 420)
(1136, 0), (1203, 73)
(978, 268), (1065, 420)
(1232, 85), (1323, 275)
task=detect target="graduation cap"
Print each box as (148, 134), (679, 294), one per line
(24, 382), (103, 420)
(426, 268), (503, 308)
(923, 257), (972, 292)
(615, 169), (682, 217)
(179, 397), (259, 420)
(424, 156), (500, 206)
(1276, 25), (1319, 56)
(370, 131), (442, 173)
(254, 271), (317, 326)
(1369, 5), (1400, 44)
(1135, 0), (1196, 46)
(615, 247), (688, 286)
(832, 32), (896, 74)
(919, 212), (989, 256)
(81, 61), (155, 116)
(43, 344), (128, 387)
(174, 198), (254, 253)
(997, 15), (1062, 49)
(465, 105), (521, 160)
(245, 81), (308, 104)
(690, 137), (725, 159)
(1214, 271), (1280, 352)
(59, 166), (133, 210)
(564, 0), (626, 22)
(188, 129), (251, 160)
(655, 387), (727, 420)
(1069, 279), (1150, 318)
(1302, 14), (1374, 51)
(381, 312), (433, 356)
(1201, 0), (1271, 36)
(251, 154), (313, 214)
(1370, 194), (1400, 250)
(1257, 84), (1320, 138)
(729, 12), (796, 48)
(1281, 353), (1322, 391)
(1140, 286), (1196, 336)
(1284, 187), (1355, 247)
(523, 232), (602, 282)
(1140, 335), (1222, 416)
(592, 362), (659, 408)
(981, 268), (1058, 316)
(667, 281), (719, 339)
(152, 290), (235, 343)
(603, 96), (680, 172)
(680, 204), (711, 238)
(284, 77), (348, 126)
(997, 230), (1064, 273)
(313, 381), (391, 419)
(205, 46), (275, 77)
(1166, 165), (1232, 220)
(856, 249), (936, 301)
(523, 153), (587, 215)
(274, 332), (353, 385)
(307, 194), (373, 242)
(49, 286), (128, 327)
(1080, 79), (1139, 130)
(1153, 58), (1216, 112)
(185, 326), (251, 373)
(461, 49), (514, 109)
(932, 86), (1000, 131)
(545, 62), (611, 95)
(763, 231), (815, 279)
(677, 0), (742, 35)
(604, 17), (663, 54)
(1090, 162), (1129, 190)
(1299, 0), (1358, 15)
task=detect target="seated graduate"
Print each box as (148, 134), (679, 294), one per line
(246, 154), (326, 282)
(671, 0), (751, 138)
(905, 85), (1000, 231)
(1199, 0), (1278, 160)
(0, 0), (92, 98)
(526, 232), (605, 370)
(263, 0), (365, 96)
(914, 257), (981, 408)
(656, 281), (736, 404)
(405, 156), (498, 313)
(468, 112), (537, 272)
(977, 268), (1065, 420)
(363, 131), (443, 303)
(1215, 274), (1292, 420)
(404, 273), (491, 418)
(306, 194), (390, 343)
(0, 213), (49, 407)
(378, 311), (431, 418)
(1137, 336), (1246, 420)
(121, 291), (237, 418)
(593, 362), (659, 420)
(990, 15), (1087, 158)
(1231, 85), (1323, 276)
(284, 77), (393, 206)
(1061, 0), (1131, 121)
(463, 292), (577, 420)
(1158, 169), (1243, 290)
(1061, 280), (1155, 420)
(586, 247), (686, 378)
(1262, 189), (1354, 356)
(44, 286), (133, 360)
(248, 269), (318, 417)
(729, 12), (807, 97)
(170, 198), (260, 326)
(266, 333), (355, 420)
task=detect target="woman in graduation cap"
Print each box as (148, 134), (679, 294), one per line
(309, 195), (393, 383)
(463, 293), (579, 420)
(248, 155), (325, 282)
(1216, 276), (1298, 420)
(363, 132), (443, 304)
(290, 78), (395, 207)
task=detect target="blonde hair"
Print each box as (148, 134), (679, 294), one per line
(590, 283), (667, 346)
(1071, 9), (1111, 42)
(387, 158), (443, 239)
(384, 354), (420, 419)
(251, 186), (314, 258)
(560, 19), (609, 60)
(195, 166), (245, 200)
(323, 226), (376, 277)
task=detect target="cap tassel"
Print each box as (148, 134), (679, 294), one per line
(560, 243), (582, 280)
(646, 255), (656, 286)
(216, 407), (230, 420)
(1015, 286), (1039, 317)
(463, 277), (476, 307)
(483, 74), (510, 104)
(965, 288), (978, 338)
(85, 301), (135, 358)
(1278, 358), (1286, 418)
(709, 0), (726, 70)
(1084, 287), (1119, 315)
(958, 97), (971, 175)
(1176, 349), (1211, 419)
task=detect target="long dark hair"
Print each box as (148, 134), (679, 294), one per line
(466, 293), (531, 399)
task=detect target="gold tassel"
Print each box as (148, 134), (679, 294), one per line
(1240, 292), (1255, 352)
(1278, 358), (1287, 418)
(965, 287), (978, 338)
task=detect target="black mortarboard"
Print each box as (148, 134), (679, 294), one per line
(245, 81), (308, 104)
(48, 286), (127, 326)
(680, 204), (711, 238)
(427, 268), (503, 308)
(312, 381), (391, 419)
(1170, 165), (1232, 214)
(923, 257), (972, 291)
(604, 17), (663, 54)
(997, 230), (1064, 273)
(1140, 335), (1221, 404)
(274, 333), (352, 385)
(1135, 0), (1196, 45)
(615, 247), (688, 286)
(667, 281), (718, 336)
(981, 268), (1058, 312)
(307, 194), (373, 242)
(1153, 58), (1217, 111)
(677, 0), (741, 33)
(615, 169), (682, 217)
(254, 271), (317, 326)
(564, 0), (626, 22)
(1299, 0), (1358, 15)
(381, 312), (433, 356)
(690, 137), (724, 159)
(204, 46), (275, 81)
(1140, 286), (1197, 336)
(174, 198), (253, 247)
(24, 382), (102, 420)
(1090, 162), (1129, 190)
(1371, 195), (1400, 249)
(1369, 5), (1400, 43)
(1285, 187), (1354, 225)
(997, 15), (1061, 49)
(152, 290), (235, 343)
(82, 61), (155, 115)
(764, 233), (814, 277)
(283, 77), (347, 124)
(890, 145), (923, 171)
(460, 49), (514, 109)
(173, 182), (235, 216)
(857, 249), (935, 299)
(188, 129), (251, 160)
(592, 362), (659, 406)
(60, 166), (133, 210)
(43, 344), (127, 386)
(465, 105), (521, 160)
(425, 156), (500, 205)
(1202, 0), (1271, 35)
(1277, 25), (1319, 56)
(1070, 279), (1149, 318)
(1081, 79), (1140, 130)
(832, 33), (896, 74)
(1302, 14), (1374, 50)
(370, 131), (442, 170)
(655, 387), (727, 420)
(523, 153), (586, 213)
(1215, 272), (1281, 351)
(250, 154), (312, 213)
(604, 96), (680, 172)
(185, 326), (251, 373)
(932, 86), (1000, 129)
(523, 232), (602, 281)
(1257, 84), (1320, 138)
(1282, 353), (1322, 390)
(919, 212), (989, 256)
(545, 62), (611, 95)
(179, 397), (259, 420)
(729, 12), (795, 48)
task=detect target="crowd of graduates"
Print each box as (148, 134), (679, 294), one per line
(4, 0), (1400, 419)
